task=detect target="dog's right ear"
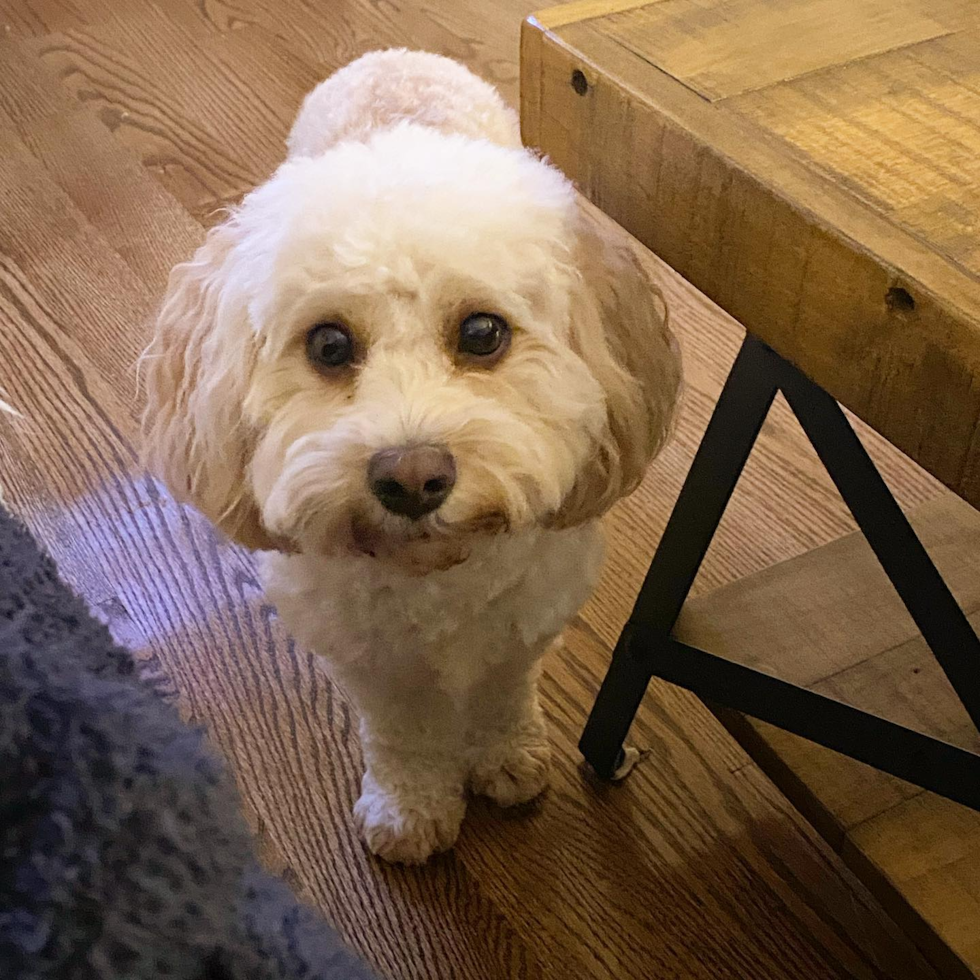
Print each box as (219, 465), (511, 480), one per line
(142, 221), (276, 551)
(549, 201), (681, 529)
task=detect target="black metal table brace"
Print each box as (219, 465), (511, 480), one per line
(580, 335), (980, 811)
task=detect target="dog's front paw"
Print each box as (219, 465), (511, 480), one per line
(353, 778), (466, 864)
(470, 738), (551, 808)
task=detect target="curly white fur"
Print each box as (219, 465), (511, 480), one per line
(143, 50), (680, 864)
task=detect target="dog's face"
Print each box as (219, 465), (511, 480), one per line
(144, 124), (678, 574)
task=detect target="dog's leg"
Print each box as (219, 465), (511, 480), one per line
(349, 686), (467, 865)
(467, 655), (551, 808)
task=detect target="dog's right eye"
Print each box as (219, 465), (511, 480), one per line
(306, 322), (354, 370)
(457, 313), (509, 362)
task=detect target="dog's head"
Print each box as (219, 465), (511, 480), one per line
(143, 123), (679, 574)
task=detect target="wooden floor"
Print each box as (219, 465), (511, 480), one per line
(0, 2), (953, 977)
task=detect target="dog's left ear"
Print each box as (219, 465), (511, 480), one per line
(142, 221), (278, 552)
(552, 201), (681, 528)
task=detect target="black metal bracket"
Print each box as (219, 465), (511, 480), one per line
(580, 335), (980, 809)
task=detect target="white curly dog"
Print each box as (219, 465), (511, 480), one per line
(144, 49), (680, 864)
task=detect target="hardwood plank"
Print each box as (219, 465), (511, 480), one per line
(533, 0), (664, 30)
(803, 622), (980, 827)
(815, 625), (980, 756)
(0, 40), (201, 291)
(848, 795), (980, 978)
(673, 494), (980, 688)
(599, 0), (976, 101)
(732, 30), (980, 277)
(1, 0), (88, 37)
(707, 622), (979, 840)
(31, 4), (315, 218)
(31, 0), (536, 224)
(0, 147), (156, 410)
(680, 494), (980, 977)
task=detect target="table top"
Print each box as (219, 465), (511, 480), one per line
(521, 0), (980, 507)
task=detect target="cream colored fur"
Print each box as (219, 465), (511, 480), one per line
(143, 49), (680, 864)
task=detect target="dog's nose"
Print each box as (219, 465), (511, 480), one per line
(368, 445), (457, 519)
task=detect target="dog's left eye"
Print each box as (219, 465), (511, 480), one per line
(306, 322), (354, 370)
(458, 313), (509, 360)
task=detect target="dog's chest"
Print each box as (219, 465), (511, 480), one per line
(264, 526), (603, 695)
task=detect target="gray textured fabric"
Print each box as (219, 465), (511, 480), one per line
(0, 506), (377, 980)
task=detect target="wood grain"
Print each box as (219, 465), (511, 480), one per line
(731, 29), (980, 276)
(1, 0), (90, 37)
(0, 1), (954, 977)
(599, 0), (977, 100)
(521, 4), (980, 513)
(680, 494), (980, 978)
(674, 494), (980, 689)
(533, 0), (661, 30)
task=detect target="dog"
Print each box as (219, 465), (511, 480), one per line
(143, 49), (680, 864)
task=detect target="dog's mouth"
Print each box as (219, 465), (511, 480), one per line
(348, 510), (508, 574)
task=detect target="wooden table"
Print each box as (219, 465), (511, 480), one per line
(522, 1), (980, 976)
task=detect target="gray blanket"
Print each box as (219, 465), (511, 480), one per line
(0, 505), (377, 980)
